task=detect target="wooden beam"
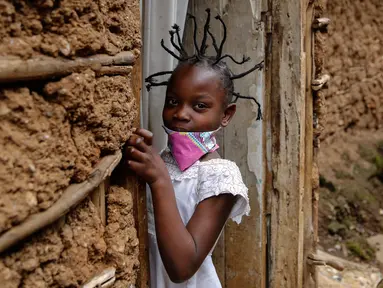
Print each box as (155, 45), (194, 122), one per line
(269, 0), (306, 287)
(130, 54), (150, 288)
(223, 2), (266, 286)
(264, 1), (274, 288)
(0, 51), (136, 83)
(91, 179), (108, 226)
(303, 0), (315, 287)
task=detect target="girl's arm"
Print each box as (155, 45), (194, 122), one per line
(126, 129), (236, 283)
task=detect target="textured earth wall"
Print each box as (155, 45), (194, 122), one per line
(322, 0), (382, 139)
(0, 0), (141, 286)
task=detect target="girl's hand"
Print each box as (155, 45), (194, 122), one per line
(126, 128), (169, 185)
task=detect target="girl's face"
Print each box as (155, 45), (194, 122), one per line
(163, 64), (236, 132)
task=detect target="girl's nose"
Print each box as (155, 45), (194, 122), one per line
(173, 106), (190, 122)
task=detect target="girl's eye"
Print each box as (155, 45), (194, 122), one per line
(195, 103), (208, 110)
(166, 99), (178, 106)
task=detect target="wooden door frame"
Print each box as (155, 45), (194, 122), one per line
(135, 0), (320, 287)
(267, 0), (318, 287)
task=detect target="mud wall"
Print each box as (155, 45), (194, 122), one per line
(0, 186), (139, 288)
(318, 0), (383, 264)
(0, 0), (141, 286)
(322, 0), (383, 139)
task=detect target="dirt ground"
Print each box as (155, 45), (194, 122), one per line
(317, 250), (382, 288)
(319, 131), (383, 263)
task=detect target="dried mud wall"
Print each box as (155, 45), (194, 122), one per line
(323, 0), (383, 139)
(0, 186), (139, 288)
(0, 0), (141, 286)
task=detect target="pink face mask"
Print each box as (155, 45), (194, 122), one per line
(163, 126), (220, 171)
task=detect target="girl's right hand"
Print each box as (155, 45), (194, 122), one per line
(126, 128), (170, 186)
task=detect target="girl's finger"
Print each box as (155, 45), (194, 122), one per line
(131, 136), (149, 153)
(127, 159), (146, 174)
(127, 134), (140, 146)
(134, 128), (153, 146)
(126, 146), (146, 162)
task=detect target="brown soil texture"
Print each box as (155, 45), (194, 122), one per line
(318, 131), (383, 264)
(0, 186), (139, 288)
(105, 186), (139, 287)
(0, 71), (137, 234)
(0, 0), (140, 285)
(322, 0), (383, 139)
(0, 0), (141, 59)
(0, 0), (139, 234)
(318, 0), (383, 265)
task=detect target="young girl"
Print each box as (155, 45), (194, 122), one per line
(126, 10), (263, 288)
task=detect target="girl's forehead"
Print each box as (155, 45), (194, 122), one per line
(170, 64), (223, 93)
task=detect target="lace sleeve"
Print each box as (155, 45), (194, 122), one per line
(197, 160), (250, 224)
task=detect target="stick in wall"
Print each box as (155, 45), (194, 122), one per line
(0, 151), (122, 254)
(0, 51), (136, 83)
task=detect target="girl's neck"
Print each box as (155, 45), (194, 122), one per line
(200, 150), (221, 162)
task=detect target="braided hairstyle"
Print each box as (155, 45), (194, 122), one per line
(145, 9), (264, 120)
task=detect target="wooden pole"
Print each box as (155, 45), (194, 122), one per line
(91, 179), (108, 226)
(269, 0), (306, 287)
(0, 51), (135, 83)
(303, 0), (316, 286)
(130, 52), (150, 288)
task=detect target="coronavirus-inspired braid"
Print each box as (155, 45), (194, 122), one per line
(145, 9), (264, 120)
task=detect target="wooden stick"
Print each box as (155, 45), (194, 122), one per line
(95, 66), (133, 77)
(90, 179), (108, 226)
(0, 151), (122, 254)
(130, 53), (150, 288)
(0, 51), (135, 83)
(82, 267), (116, 288)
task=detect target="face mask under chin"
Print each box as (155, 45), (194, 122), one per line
(163, 126), (220, 171)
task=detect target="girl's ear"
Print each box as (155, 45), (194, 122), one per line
(221, 103), (236, 127)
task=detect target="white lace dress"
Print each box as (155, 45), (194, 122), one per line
(147, 149), (250, 288)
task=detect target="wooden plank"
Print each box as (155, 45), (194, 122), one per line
(222, 1), (266, 287)
(90, 179), (108, 225)
(303, 0), (315, 287)
(311, 1), (328, 286)
(268, 0), (306, 287)
(263, 1), (274, 287)
(130, 54), (150, 288)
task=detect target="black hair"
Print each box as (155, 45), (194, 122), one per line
(145, 9), (264, 120)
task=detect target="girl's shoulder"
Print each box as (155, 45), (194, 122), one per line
(196, 156), (250, 224)
(161, 148), (250, 223)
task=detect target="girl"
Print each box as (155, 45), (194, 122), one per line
(126, 10), (263, 288)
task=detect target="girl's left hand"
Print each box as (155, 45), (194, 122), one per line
(126, 128), (170, 185)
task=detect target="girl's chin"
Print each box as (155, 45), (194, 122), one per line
(163, 124), (190, 132)
(163, 124), (220, 133)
